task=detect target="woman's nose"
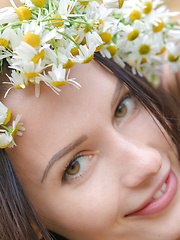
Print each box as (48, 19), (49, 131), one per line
(119, 139), (162, 188)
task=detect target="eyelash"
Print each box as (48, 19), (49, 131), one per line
(62, 92), (137, 183)
(62, 152), (93, 182)
(115, 92), (137, 119)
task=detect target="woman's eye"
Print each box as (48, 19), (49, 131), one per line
(115, 94), (135, 118)
(63, 155), (91, 181)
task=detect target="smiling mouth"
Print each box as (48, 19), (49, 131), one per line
(126, 170), (178, 217)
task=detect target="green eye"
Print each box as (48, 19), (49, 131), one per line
(115, 95), (134, 118)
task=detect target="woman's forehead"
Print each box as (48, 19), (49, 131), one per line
(5, 61), (119, 126)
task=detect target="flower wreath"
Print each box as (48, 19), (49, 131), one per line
(0, 0), (179, 148)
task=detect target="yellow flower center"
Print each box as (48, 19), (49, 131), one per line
(106, 46), (118, 57)
(99, 19), (104, 25)
(0, 38), (8, 48)
(79, 1), (89, 6)
(95, 44), (103, 52)
(31, 0), (46, 8)
(143, 2), (152, 15)
(67, 5), (74, 14)
(168, 54), (179, 62)
(52, 80), (68, 87)
(32, 50), (45, 64)
(3, 109), (11, 125)
(14, 82), (29, 89)
(51, 15), (64, 28)
(15, 7), (31, 21)
(85, 19), (104, 33)
(156, 46), (166, 55)
(153, 19), (164, 32)
(139, 44), (151, 55)
(100, 32), (112, 45)
(84, 24), (90, 33)
(80, 37), (86, 45)
(11, 126), (18, 137)
(118, 0), (124, 8)
(23, 32), (41, 47)
(141, 57), (147, 64)
(130, 9), (141, 22)
(63, 59), (75, 69)
(92, 19), (104, 31)
(24, 72), (40, 78)
(73, 35), (80, 43)
(128, 30), (139, 41)
(71, 47), (79, 56)
(82, 53), (94, 64)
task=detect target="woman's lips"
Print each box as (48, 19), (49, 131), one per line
(126, 170), (178, 217)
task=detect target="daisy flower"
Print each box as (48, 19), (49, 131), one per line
(166, 42), (180, 72)
(75, 42), (96, 64)
(40, 64), (81, 94)
(0, 7), (19, 25)
(10, 115), (25, 138)
(127, 34), (160, 68)
(116, 20), (144, 51)
(0, 102), (11, 125)
(141, 0), (178, 29)
(0, 131), (13, 149)
(6, 70), (29, 90)
(22, 21), (57, 47)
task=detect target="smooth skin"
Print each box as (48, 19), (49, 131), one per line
(4, 60), (180, 240)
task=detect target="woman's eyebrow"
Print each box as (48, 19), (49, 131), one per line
(41, 135), (88, 183)
(111, 79), (122, 108)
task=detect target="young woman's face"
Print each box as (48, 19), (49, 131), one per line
(6, 60), (180, 240)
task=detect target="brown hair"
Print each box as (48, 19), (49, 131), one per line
(0, 55), (180, 240)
